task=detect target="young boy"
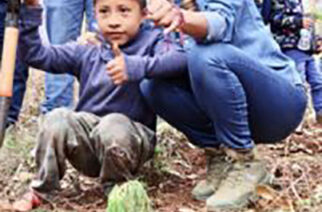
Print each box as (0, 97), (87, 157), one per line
(269, 0), (322, 123)
(20, 0), (187, 197)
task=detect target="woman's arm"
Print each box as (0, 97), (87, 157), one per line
(147, 0), (230, 43)
(179, 10), (208, 40)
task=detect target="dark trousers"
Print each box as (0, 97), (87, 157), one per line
(31, 108), (156, 193)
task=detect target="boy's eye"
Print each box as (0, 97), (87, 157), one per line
(99, 8), (109, 14)
(119, 6), (131, 14)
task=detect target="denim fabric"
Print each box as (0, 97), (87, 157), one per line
(7, 60), (29, 124)
(141, 43), (307, 149)
(41, 0), (95, 114)
(140, 77), (219, 148)
(0, 1), (28, 124)
(284, 49), (322, 113)
(195, 0), (302, 86)
(140, 0), (306, 149)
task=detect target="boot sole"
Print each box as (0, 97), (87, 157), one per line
(192, 191), (214, 201)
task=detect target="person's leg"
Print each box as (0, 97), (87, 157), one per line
(284, 50), (322, 121)
(283, 50), (308, 131)
(306, 58), (322, 115)
(90, 113), (155, 185)
(140, 77), (228, 200)
(187, 43), (306, 209)
(283, 49), (307, 82)
(41, 0), (85, 114)
(7, 60), (29, 125)
(140, 76), (218, 148)
(31, 108), (100, 193)
(189, 43), (306, 148)
(32, 109), (155, 194)
(71, 113), (155, 195)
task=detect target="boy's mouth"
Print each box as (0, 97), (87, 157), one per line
(107, 32), (125, 38)
(106, 32), (126, 43)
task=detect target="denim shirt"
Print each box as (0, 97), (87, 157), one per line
(190, 0), (302, 85)
(18, 5), (187, 129)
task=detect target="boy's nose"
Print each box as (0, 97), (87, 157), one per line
(108, 16), (122, 29)
(108, 23), (121, 29)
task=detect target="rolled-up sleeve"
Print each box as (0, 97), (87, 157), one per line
(200, 0), (237, 43)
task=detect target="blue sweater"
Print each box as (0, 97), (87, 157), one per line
(18, 5), (187, 129)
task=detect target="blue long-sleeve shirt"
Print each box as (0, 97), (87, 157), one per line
(18, 5), (187, 129)
(193, 0), (302, 85)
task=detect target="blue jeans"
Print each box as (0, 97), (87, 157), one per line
(0, 1), (29, 124)
(41, 0), (95, 113)
(284, 49), (322, 113)
(141, 43), (307, 149)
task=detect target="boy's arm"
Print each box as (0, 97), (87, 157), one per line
(124, 34), (187, 81)
(18, 4), (80, 76)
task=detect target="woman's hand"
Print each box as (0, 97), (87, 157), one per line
(146, 0), (184, 34)
(147, 0), (208, 39)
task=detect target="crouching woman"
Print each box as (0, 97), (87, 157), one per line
(141, 0), (307, 210)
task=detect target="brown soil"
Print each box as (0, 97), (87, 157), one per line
(0, 71), (322, 212)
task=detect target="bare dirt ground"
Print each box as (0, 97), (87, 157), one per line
(0, 71), (322, 212)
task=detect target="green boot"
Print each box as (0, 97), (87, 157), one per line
(191, 148), (231, 201)
(206, 148), (271, 211)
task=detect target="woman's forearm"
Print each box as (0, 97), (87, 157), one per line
(180, 10), (209, 40)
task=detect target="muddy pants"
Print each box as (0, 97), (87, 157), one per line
(31, 108), (156, 193)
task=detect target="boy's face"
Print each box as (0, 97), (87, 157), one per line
(95, 0), (145, 46)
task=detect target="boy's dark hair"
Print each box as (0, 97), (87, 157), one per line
(93, 0), (146, 9)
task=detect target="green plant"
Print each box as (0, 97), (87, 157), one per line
(107, 180), (153, 212)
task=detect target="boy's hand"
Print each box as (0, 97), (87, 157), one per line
(106, 43), (128, 85)
(24, 0), (39, 6)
